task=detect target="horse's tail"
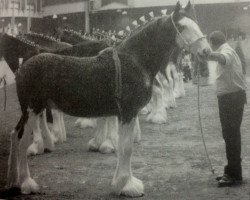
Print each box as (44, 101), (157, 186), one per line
(15, 109), (29, 139)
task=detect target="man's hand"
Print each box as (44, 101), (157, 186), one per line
(197, 48), (212, 62)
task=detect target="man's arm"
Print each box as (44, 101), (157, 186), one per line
(207, 52), (226, 65)
(197, 49), (226, 65)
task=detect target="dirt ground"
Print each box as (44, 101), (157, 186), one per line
(0, 78), (250, 200)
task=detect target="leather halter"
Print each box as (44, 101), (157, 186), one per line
(170, 13), (206, 52)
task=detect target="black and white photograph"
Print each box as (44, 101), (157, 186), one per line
(0, 0), (249, 199)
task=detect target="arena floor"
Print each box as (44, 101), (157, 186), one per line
(0, 78), (250, 200)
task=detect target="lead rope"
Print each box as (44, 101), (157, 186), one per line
(192, 1), (215, 174)
(3, 75), (7, 111)
(197, 64), (215, 174)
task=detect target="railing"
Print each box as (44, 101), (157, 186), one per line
(0, 9), (42, 17)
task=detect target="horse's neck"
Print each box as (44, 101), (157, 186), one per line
(118, 22), (176, 81)
(62, 34), (84, 45)
(1, 36), (22, 73)
(26, 35), (58, 49)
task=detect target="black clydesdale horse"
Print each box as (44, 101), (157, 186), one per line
(7, 2), (210, 197)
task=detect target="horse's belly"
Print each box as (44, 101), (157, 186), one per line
(49, 91), (117, 118)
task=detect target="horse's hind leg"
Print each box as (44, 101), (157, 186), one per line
(99, 116), (118, 154)
(19, 111), (40, 194)
(7, 110), (39, 194)
(7, 113), (29, 188)
(40, 110), (55, 152)
(111, 118), (144, 197)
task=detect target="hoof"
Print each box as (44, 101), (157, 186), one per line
(151, 117), (167, 124)
(99, 140), (115, 154)
(169, 102), (177, 108)
(140, 107), (149, 115)
(146, 113), (167, 124)
(134, 133), (141, 143)
(51, 129), (63, 143)
(27, 141), (44, 156)
(174, 90), (180, 98)
(50, 133), (58, 144)
(88, 138), (99, 152)
(44, 138), (55, 153)
(121, 176), (144, 197)
(21, 177), (39, 194)
(75, 118), (97, 129)
(112, 175), (129, 195)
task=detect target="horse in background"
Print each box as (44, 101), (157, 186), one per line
(6, 2), (210, 197)
(21, 32), (71, 51)
(56, 28), (91, 45)
(143, 47), (183, 124)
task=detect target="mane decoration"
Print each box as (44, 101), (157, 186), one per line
(16, 35), (39, 48)
(118, 9), (170, 39)
(63, 29), (93, 40)
(26, 32), (61, 42)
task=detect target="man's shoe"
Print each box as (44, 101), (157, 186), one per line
(216, 176), (223, 181)
(217, 174), (242, 187)
(216, 174), (242, 181)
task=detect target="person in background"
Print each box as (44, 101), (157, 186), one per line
(181, 50), (192, 82)
(200, 31), (247, 187)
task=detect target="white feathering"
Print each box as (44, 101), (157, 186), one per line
(149, 11), (154, 18)
(161, 9), (168, 16)
(132, 20), (138, 26)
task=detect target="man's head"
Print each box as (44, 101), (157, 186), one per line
(209, 31), (226, 51)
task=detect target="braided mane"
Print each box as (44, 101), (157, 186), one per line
(63, 29), (91, 40)
(16, 35), (39, 48)
(25, 32), (61, 42)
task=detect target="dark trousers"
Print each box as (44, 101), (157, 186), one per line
(218, 90), (247, 180)
(183, 65), (192, 82)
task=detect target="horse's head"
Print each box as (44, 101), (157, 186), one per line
(170, 1), (211, 57)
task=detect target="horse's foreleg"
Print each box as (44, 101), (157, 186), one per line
(166, 64), (177, 108)
(111, 118), (144, 197)
(179, 72), (186, 97)
(59, 112), (67, 142)
(99, 116), (118, 154)
(173, 70), (181, 98)
(50, 109), (65, 143)
(41, 110), (55, 152)
(88, 117), (107, 152)
(146, 85), (167, 124)
(27, 114), (44, 156)
(133, 116), (141, 143)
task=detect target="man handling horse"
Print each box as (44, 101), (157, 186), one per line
(201, 31), (247, 187)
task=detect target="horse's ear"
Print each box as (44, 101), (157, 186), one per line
(173, 1), (181, 19)
(184, 1), (193, 12)
(174, 1), (181, 13)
